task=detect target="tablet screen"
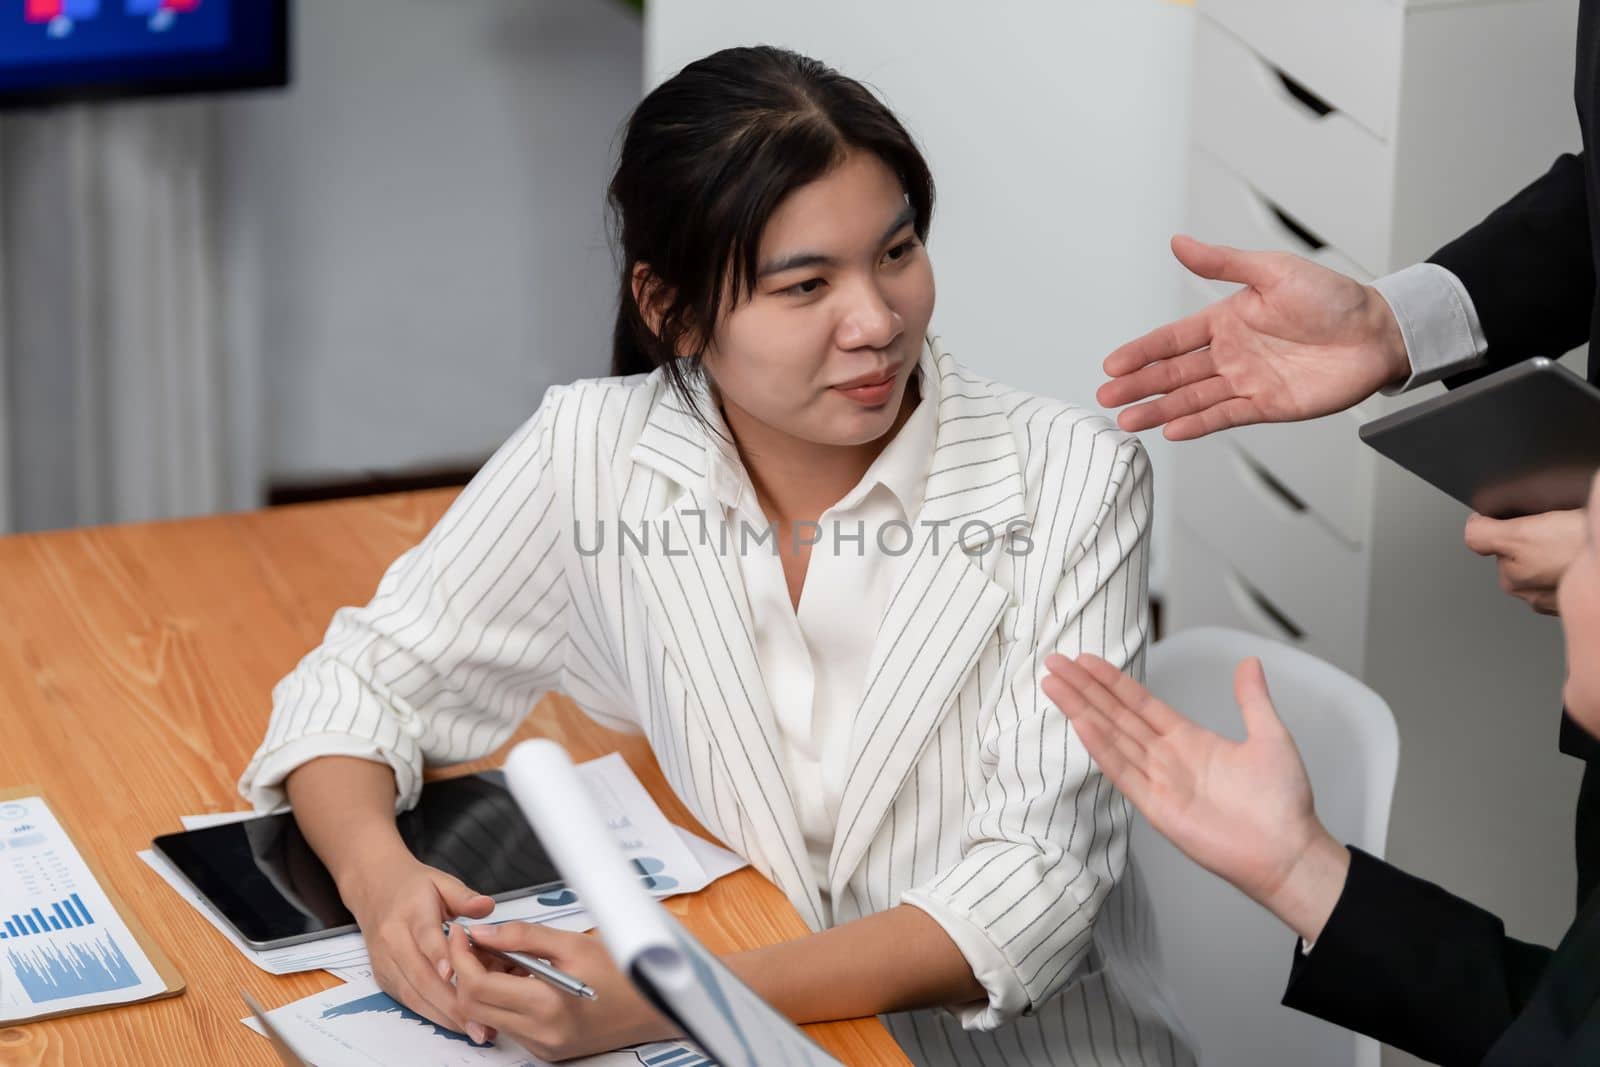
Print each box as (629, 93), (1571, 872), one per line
(152, 771), (561, 948)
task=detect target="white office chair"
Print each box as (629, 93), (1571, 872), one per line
(1132, 627), (1399, 1067)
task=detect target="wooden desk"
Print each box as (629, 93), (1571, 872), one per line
(0, 490), (909, 1066)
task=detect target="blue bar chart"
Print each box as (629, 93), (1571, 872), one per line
(1, 795), (163, 1021)
(0, 892), (93, 939)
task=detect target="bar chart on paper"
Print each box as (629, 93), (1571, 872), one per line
(0, 795), (166, 1020)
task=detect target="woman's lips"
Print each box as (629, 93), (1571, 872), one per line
(833, 367), (899, 406)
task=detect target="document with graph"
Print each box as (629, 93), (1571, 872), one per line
(504, 741), (843, 1067)
(0, 790), (182, 1023)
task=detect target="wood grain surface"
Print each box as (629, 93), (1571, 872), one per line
(0, 490), (908, 1066)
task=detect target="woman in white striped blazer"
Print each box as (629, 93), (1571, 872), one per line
(240, 45), (1193, 1066)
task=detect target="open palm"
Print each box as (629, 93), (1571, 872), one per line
(1098, 237), (1409, 440)
(1041, 652), (1324, 910)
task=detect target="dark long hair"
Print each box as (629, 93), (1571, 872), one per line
(607, 46), (935, 415)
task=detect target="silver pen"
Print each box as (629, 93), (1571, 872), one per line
(441, 921), (598, 1000)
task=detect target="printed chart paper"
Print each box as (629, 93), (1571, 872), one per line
(243, 977), (715, 1067)
(0, 796), (167, 1021)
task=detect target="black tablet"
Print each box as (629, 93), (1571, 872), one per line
(152, 770), (562, 950)
(1359, 358), (1600, 518)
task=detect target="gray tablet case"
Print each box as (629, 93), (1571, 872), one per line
(1359, 358), (1600, 518)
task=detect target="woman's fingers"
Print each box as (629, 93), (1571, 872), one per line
(467, 921), (573, 961)
(449, 925), (566, 1025)
(386, 936), (466, 1033)
(431, 870), (497, 920)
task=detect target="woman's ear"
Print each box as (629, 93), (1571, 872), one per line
(630, 263), (700, 359)
(630, 263), (670, 338)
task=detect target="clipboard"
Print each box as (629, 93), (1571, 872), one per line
(0, 785), (185, 1024)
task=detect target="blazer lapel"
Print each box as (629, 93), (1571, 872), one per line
(827, 344), (1027, 900)
(620, 379), (826, 928)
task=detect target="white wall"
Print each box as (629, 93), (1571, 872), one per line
(218, 0), (643, 489)
(646, 0), (1195, 589)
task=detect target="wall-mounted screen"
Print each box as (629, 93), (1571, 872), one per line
(0, 0), (288, 109)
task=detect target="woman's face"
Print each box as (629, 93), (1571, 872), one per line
(700, 150), (936, 450)
(1559, 476), (1600, 733)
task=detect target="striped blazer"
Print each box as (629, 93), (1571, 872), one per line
(240, 340), (1194, 1066)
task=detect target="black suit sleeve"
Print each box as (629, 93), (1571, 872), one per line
(1428, 153), (1595, 374)
(1281, 847), (1553, 1067)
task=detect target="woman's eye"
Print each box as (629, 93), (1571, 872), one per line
(784, 278), (824, 296)
(884, 239), (918, 263)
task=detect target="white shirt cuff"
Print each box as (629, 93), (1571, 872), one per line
(1372, 263), (1489, 395)
(901, 888), (1031, 1030)
(239, 734), (391, 812)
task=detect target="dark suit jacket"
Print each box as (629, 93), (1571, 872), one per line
(1281, 848), (1600, 1066)
(1427, 0), (1600, 905)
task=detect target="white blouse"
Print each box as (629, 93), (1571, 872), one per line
(708, 352), (1018, 1010)
(709, 359), (937, 913)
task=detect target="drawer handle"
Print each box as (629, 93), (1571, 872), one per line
(1272, 66), (1334, 119)
(1232, 448), (1308, 514)
(1255, 193), (1326, 253)
(1224, 572), (1306, 642)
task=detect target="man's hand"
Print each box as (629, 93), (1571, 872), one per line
(1041, 652), (1351, 944)
(1099, 236), (1411, 439)
(1464, 509), (1587, 615)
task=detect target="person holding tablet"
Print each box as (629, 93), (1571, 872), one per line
(1096, 5), (1600, 907)
(1039, 471), (1600, 1065)
(238, 46), (1190, 1066)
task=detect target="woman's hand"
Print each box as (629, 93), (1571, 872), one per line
(338, 847), (496, 1036)
(447, 922), (676, 1057)
(1464, 508), (1587, 615)
(1041, 652), (1350, 943)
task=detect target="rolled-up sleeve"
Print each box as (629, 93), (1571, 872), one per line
(238, 388), (572, 813)
(903, 434), (1152, 1029)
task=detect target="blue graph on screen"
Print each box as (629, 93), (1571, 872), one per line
(5, 931), (139, 1001)
(321, 990), (493, 1048)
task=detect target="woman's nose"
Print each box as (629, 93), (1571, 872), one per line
(838, 283), (903, 350)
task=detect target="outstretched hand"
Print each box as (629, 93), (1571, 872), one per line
(1041, 652), (1350, 942)
(1099, 236), (1410, 440)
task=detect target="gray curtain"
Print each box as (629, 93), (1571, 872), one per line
(0, 100), (238, 534)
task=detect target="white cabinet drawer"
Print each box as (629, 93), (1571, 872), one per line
(1173, 275), (1377, 550)
(1230, 411), (1375, 550)
(1172, 436), (1369, 671)
(1166, 525), (1363, 676)
(1198, 0), (1403, 142)
(1186, 146), (1372, 282)
(1192, 16), (1394, 276)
